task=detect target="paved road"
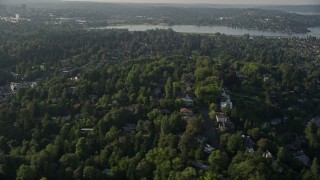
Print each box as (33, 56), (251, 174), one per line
(199, 105), (219, 148)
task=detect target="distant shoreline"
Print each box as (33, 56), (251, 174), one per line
(59, 1), (320, 6)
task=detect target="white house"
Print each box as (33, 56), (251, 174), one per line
(81, 128), (94, 134)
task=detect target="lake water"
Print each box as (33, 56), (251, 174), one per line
(92, 25), (320, 38)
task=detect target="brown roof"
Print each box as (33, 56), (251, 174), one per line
(216, 112), (226, 118)
(180, 108), (193, 114)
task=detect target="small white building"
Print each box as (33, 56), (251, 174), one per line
(81, 128), (94, 134)
(262, 150), (273, 159)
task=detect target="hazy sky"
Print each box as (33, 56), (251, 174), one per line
(66, 0), (320, 5)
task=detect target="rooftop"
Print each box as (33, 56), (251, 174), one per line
(180, 108), (193, 114)
(216, 112), (227, 119)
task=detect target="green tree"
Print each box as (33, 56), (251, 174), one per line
(59, 153), (79, 169)
(165, 77), (173, 99)
(305, 122), (320, 150)
(125, 68), (140, 91)
(311, 158), (320, 178)
(208, 150), (229, 172)
(227, 132), (244, 154)
(16, 164), (37, 180)
(257, 138), (268, 151)
(195, 84), (220, 104)
(136, 158), (153, 179)
(75, 137), (89, 159)
(83, 166), (101, 180)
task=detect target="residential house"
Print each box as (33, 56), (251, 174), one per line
(31, 82), (37, 88)
(81, 128), (94, 134)
(216, 112), (228, 123)
(262, 150), (273, 159)
(159, 109), (171, 115)
(220, 101), (233, 110)
(204, 144), (215, 154)
(68, 87), (76, 95)
(10, 82), (37, 93)
(102, 169), (112, 176)
(70, 76), (80, 82)
(292, 151), (310, 166)
(194, 135), (206, 143)
(221, 89), (231, 100)
(242, 135), (255, 153)
(181, 95), (194, 106)
(75, 114), (84, 121)
(216, 112), (233, 131)
(127, 105), (135, 113)
(192, 162), (209, 171)
(270, 118), (282, 126)
(220, 89), (233, 110)
(123, 124), (136, 134)
(180, 108), (193, 116)
(62, 115), (72, 121)
(310, 116), (320, 128)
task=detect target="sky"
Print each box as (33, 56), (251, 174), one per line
(63, 0), (320, 5)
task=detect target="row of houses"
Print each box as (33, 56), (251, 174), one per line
(0, 14), (30, 23)
(10, 82), (37, 93)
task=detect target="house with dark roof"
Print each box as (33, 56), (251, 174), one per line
(270, 118), (282, 126)
(242, 135), (255, 153)
(181, 95), (194, 106)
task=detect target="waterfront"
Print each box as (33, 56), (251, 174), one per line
(92, 24), (320, 38)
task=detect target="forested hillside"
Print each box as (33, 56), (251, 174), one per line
(0, 19), (320, 179)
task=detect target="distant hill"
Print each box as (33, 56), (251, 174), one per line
(1, 1), (319, 15)
(259, 5), (320, 14)
(1, 0), (59, 4)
